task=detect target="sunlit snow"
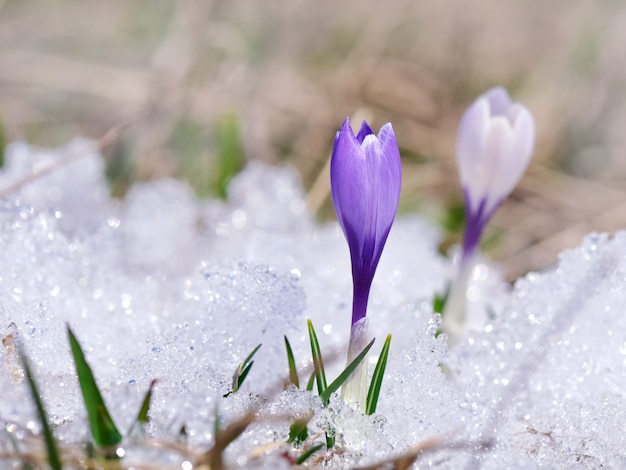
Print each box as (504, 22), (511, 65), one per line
(0, 139), (625, 469)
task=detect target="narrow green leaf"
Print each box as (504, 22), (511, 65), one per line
(325, 431), (335, 449)
(307, 319), (326, 396)
(214, 113), (244, 199)
(236, 362), (254, 389)
(20, 350), (63, 470)
(296, 443), (324, 464)
(229, 344), (262, 394)
(433, 283), (450, 314)
(128, 379), (157, 436)
(284, 336), (299, 388)
(366, 334), (392, 415)
(136, 379), (156, 424)
(287, 415), (311, 445)
(67, 326), (122, 449)
(305, 371), (315, 392)
(320, 338), (375, 405)
(241, 344), (262, 372)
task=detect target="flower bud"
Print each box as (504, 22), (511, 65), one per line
(457, 86), (535, 259)
(331, 118), (402, 326)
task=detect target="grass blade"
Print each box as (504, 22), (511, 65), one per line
(305, 371), (315, 391)
(284, 336), (299, 388)
(320, 338), (375, 405)
(236, 362), (254, 389)
(366, 334), (391, 415)
(287, 415), (311, 445)
(325, 431), (335, 449)
(20, 349), (62, 470)
(296, 443), (324, 464)
(433, 283), (450, 314)
(135, 379), (156, 425)
(128, 379), (157, 436)
(307, 319), (326, 395)
(214, 113), (244, 199)
(227, 343), (262, 396)
(67, 325), (122, 450)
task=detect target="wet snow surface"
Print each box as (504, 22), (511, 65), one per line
(1, 139), (625, 469)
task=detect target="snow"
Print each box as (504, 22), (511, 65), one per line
(0, 139), (625, 469)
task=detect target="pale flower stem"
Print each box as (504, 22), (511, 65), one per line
(341, 317), (369, 410)
(442, 254), (476, 346)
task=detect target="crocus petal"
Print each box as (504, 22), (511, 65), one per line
(369, 123), (402, 270)
(483, 86), (512, 116)
(482, 116), (516, 214)
(504, 106), (535, 189)
(456, 98), (490, 214)
(356, 120), (375, 143)
(331, 120), (368, 273)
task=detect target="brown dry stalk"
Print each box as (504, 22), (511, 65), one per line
(0, 123), (127, 200)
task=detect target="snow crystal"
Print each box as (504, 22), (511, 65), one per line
(1, 139), (625, 469)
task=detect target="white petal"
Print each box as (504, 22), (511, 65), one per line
(494, 107), (535, 204)
(482, 117), (516, 213)
(457, 98), (490, 210)
(483, 87), (513, 117)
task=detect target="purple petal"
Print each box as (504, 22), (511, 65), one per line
(356, 121), (375, 143)
(331, 119), (368, 271)
(369, 123), (402, 270)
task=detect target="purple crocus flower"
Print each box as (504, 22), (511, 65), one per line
(331, 118), (401, 406)
(442, 87), (535, 345)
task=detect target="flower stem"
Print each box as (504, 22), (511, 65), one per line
(441, 254), (475, 346)
(340, 317), (369, 410)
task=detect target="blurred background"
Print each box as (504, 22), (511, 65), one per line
(1, 0), (626, 279)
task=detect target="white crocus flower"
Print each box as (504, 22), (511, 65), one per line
(443, 87), (536, 345)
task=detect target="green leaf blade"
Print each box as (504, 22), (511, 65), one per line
(307, 319), (327, 396)
(284, 336), (299, 388)
(135, 379), (156, 425)
(128, 379), (157, 436)
(230, 343), (262, 394)
(67, 326), (122, 450)
(20, 350), (63, 470)
(305, 371), (316, 392)
(366, 334), (392, 415)
(296, 443), (324, 464)
(214, 113), (245, 199)
(287, 415), (311, 445)
(320, 338), (375, 405)
(433, 282), (450, 315)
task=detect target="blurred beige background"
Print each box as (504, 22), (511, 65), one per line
(1, 0), (626, 279)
